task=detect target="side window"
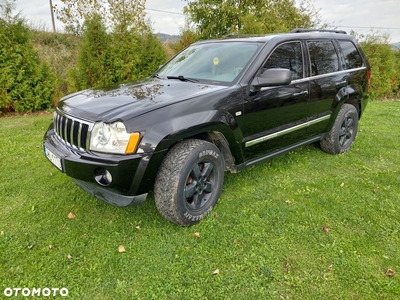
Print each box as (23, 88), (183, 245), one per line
(307, 41), (339, 76)
(338, 40), (364, 69)
(263, 42), (303, 80)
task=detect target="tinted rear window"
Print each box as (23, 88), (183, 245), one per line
(338, 40), (364, 69)
(307, 40), (339, 76)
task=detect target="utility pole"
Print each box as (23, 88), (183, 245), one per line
(49, 0), (56, 32)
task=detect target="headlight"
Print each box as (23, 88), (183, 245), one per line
(89, 122), (140, 154)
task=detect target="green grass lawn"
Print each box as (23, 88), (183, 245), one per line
(1, 101), (399, 299)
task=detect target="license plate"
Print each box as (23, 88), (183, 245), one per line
(44, 146), (63, 171)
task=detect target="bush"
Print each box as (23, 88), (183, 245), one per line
(393, 48), (400, 96)
(69, 15), (167, 91)
(72, 14), (113, 90)
(0, 4), (55, 113)
(360, 33), (399, 99)
(136, 32), (168, 77)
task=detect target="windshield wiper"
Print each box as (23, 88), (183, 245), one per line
(166, 75), (199, 83)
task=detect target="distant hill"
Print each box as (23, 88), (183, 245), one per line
(156, 33), (180, 43)
(390, 42), (400, 49)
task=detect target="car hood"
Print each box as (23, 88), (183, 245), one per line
(58, 78), (228, 121)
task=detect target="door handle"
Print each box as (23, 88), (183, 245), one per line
(293, 90), (308, 97)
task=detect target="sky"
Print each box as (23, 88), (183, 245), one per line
(12, 0), (400, 43)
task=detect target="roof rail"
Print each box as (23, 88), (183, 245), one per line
(223, 34), (265, 38)
(290, 28), (347, 34)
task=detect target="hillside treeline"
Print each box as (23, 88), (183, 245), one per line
(0, 0), (167, 113)
(0, 0), (399, 113)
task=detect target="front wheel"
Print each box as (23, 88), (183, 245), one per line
(154, 139), (225, 226)
(320, 104), (359, 154)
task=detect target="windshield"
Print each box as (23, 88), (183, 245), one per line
(157, 42), (262, 85)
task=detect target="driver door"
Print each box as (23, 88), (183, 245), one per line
(242, 41), (311, 160)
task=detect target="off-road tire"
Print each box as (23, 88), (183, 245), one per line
(320, 104), (359, 154)
(154, 139), (224, 226)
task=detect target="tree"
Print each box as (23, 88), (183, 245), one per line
(56, 1), (167, 91)
(136, 32), (168, 77)
(183, 0), (321, 40)
(70, 14), (113, 90)
(0, 0), (55, 113)
(66, 12), (167, 91)
(55, 0), (147, 34)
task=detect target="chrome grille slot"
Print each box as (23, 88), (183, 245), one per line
(53, 110), (93, 151)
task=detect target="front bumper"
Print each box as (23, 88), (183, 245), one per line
(43, 127), (150, 206)
(73, 179), (147, 206)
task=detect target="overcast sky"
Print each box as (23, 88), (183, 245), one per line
(13, 0), (400, 43)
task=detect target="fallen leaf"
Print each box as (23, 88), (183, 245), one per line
(185, 247), (190, 251)
(67, 212), (76, 219)
(386, 269), (395, 276)
(323, 225), (330, 233)
(340, 182), (345, 188)
(283, 259), (289, 272)
(213, 269), (220, 275)
(67, 254), (72, 259)
(28, 244), (34, 250)
(194, 232), (200, 238)
(135, 226), (141, 230)
(118, 245), (126, 253)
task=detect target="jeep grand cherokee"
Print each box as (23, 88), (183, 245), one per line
(44, 29), (371, 226)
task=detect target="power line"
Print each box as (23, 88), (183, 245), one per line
(145, 8), (184, 15)
(327, 25), (400, 30)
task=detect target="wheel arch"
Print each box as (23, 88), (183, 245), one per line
(346, 82), (369, 119)
(345, 97), (362, 119)
(135, 122), (242, 195)
(154, 125), (240, 173)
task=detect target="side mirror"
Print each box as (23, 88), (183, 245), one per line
(250, 68), (292, 92)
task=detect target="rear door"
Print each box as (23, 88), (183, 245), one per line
(306, 39), (348, 135)
(336, 39), (370, 114)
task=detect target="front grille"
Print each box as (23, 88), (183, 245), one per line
(53, 110), (93, 151)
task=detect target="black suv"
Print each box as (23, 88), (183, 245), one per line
(44, 29), (370, 226)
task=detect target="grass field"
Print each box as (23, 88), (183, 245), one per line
(0, 101), (399, 299)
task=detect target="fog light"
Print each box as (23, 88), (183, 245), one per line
(94, 168), (113, 186)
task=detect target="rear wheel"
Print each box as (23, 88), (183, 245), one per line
(321, 104), (359, 154)
(154, 139), (224, 226)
